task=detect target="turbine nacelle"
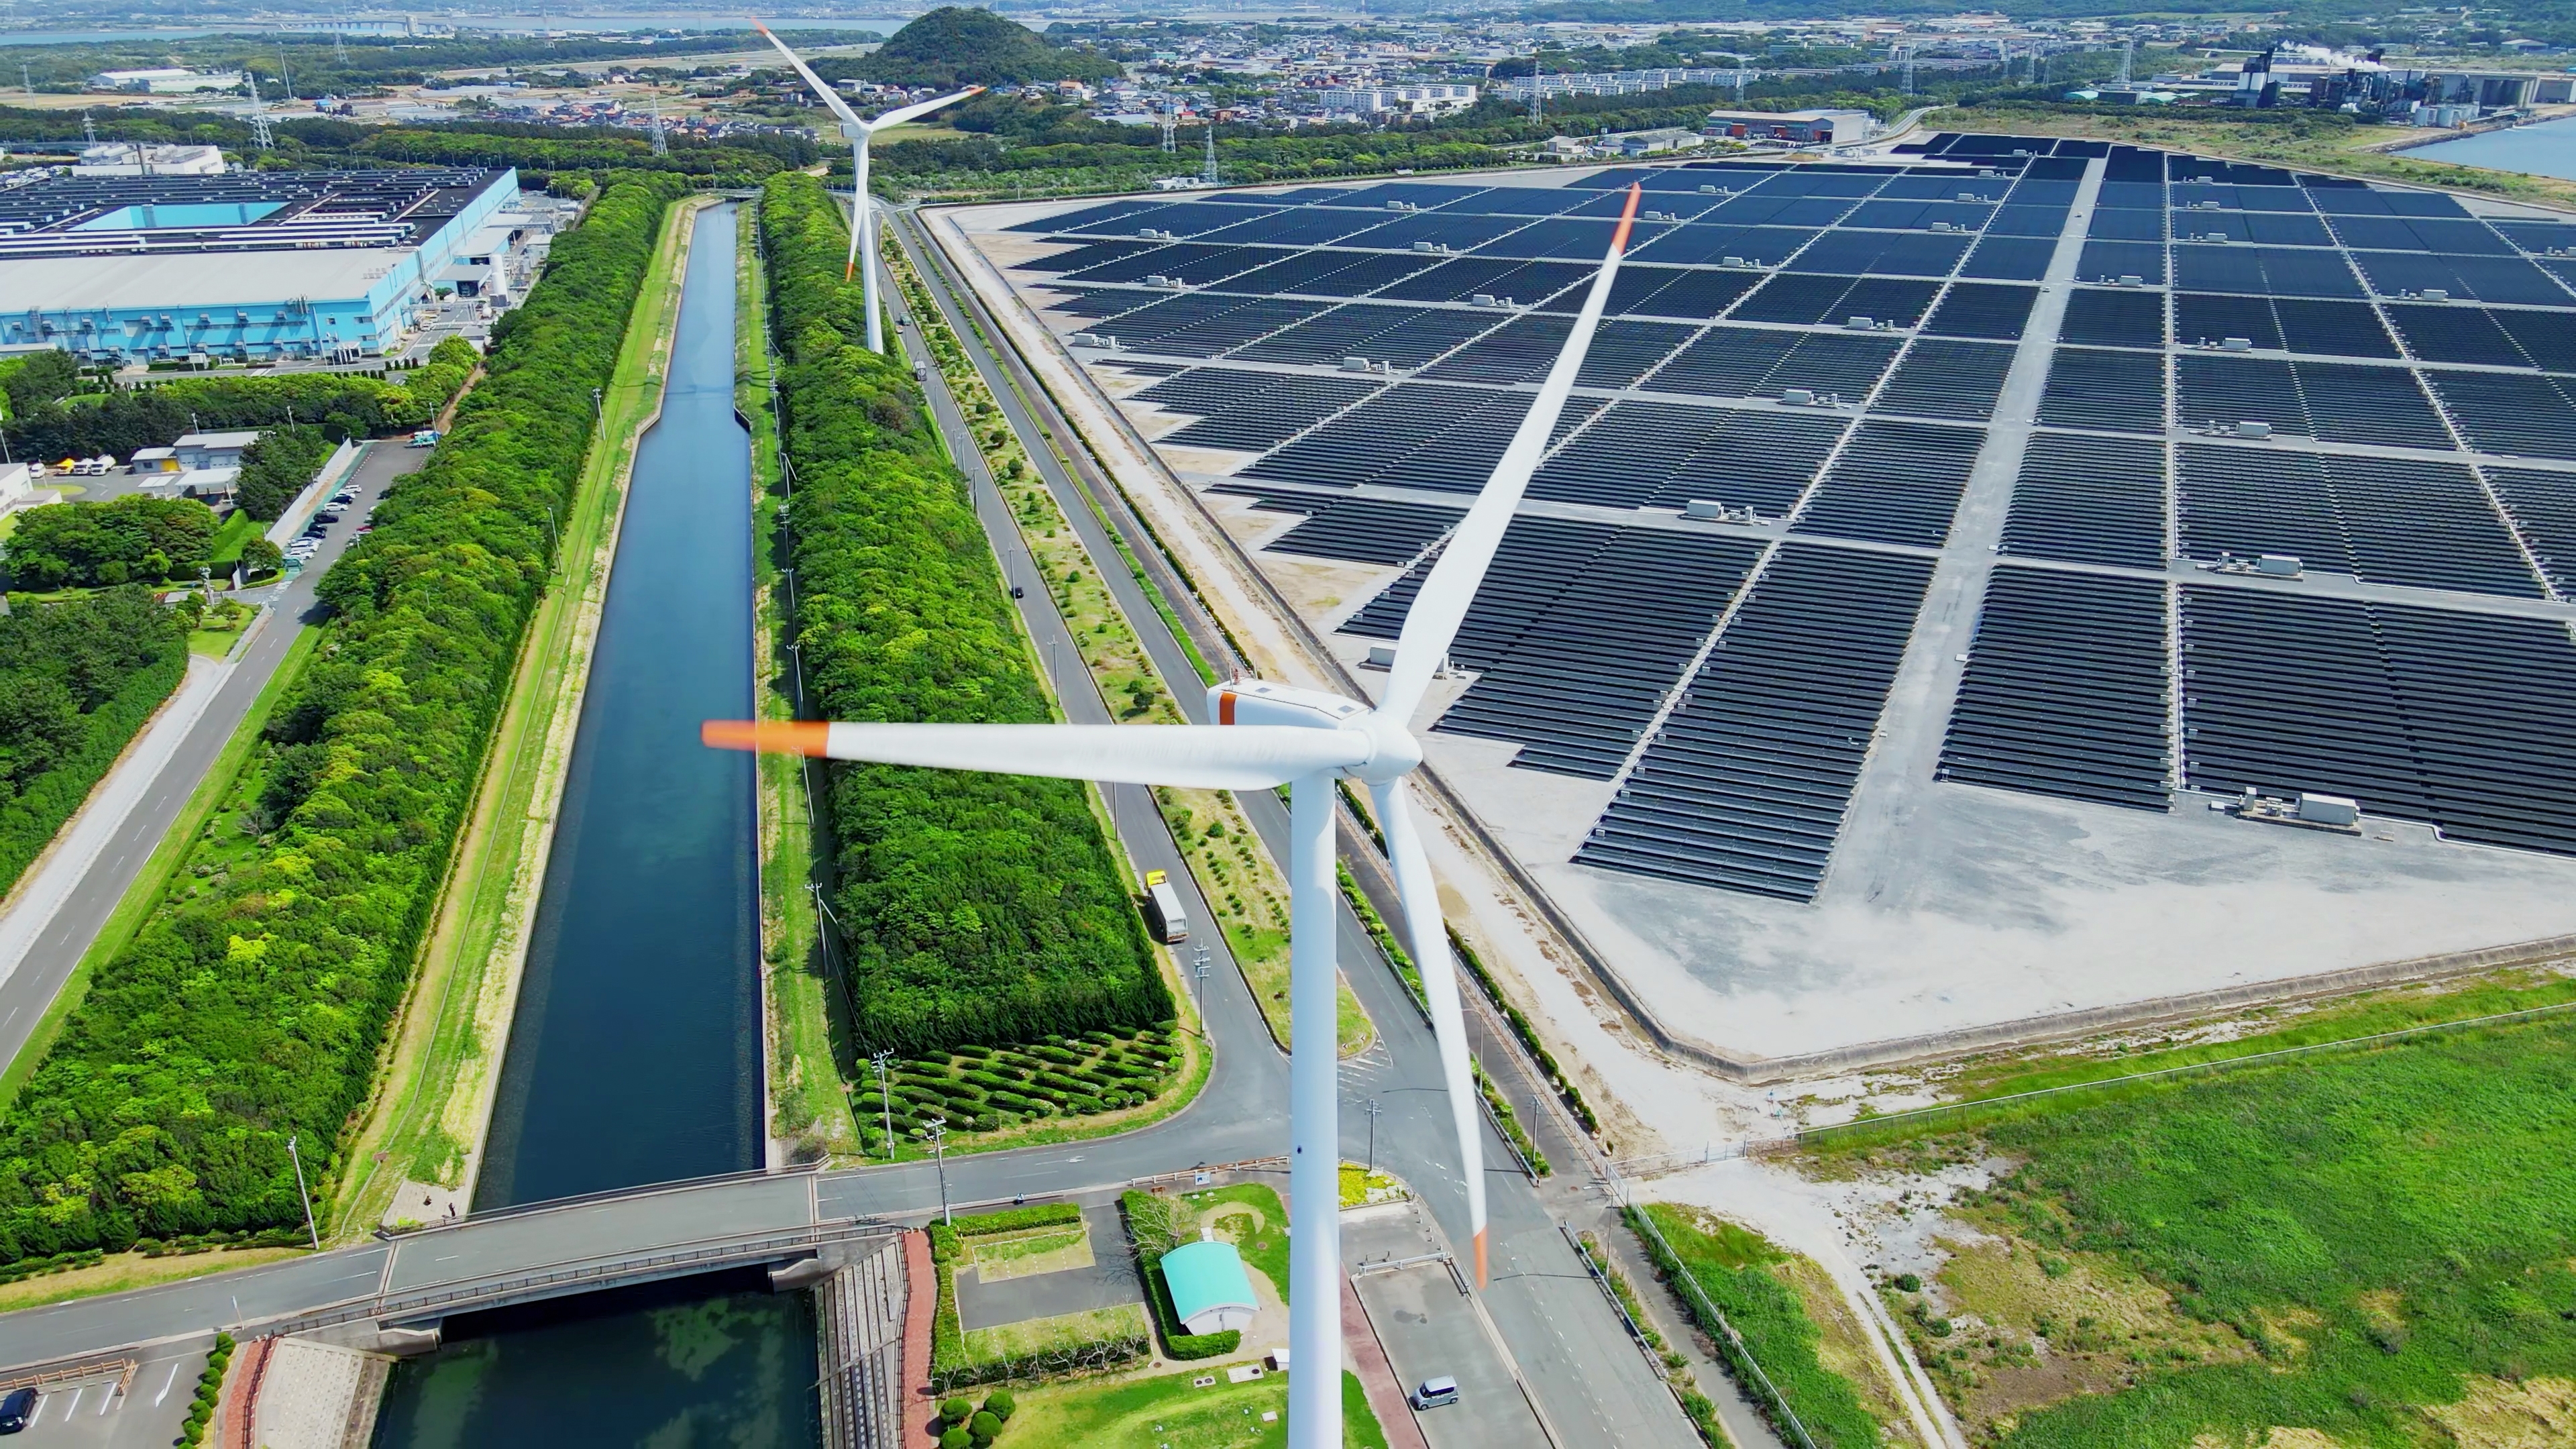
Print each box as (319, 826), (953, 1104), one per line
(1206, 678), (1421, 783)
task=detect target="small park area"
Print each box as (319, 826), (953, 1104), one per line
(1006, 1364), (1388, 1449)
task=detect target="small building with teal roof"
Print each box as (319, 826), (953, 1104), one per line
(1161, 1239), (1259, 1335)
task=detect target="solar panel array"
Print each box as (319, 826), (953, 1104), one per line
(996, 139), (2576, 904)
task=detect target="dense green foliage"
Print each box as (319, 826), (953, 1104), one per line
(1636, 1204), (1884, 1449)
(0, 348), (76, 423)
(3, 495), (218, 591)
(0, 173), (683, 1263)
(856, 1027), (1181, 1152)
(823, 7), (1119, 89)
(0, 589), (188, 896)
(760, 172), (1169, 1057)
(232, 427), (333, 523)
(7, 360), (472, 467)
(1945, 1020), (2576, 1448)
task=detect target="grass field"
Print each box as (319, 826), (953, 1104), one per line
(185, 596), (253, 658)
(1008, 1366), (1389, 1449)
(1175, 1183), (1291, 1305)
(963, 1303), (1147, 1362)
(1821, 1015), (2576, 1448)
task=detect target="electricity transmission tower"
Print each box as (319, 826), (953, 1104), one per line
(2116, 37), (2135, 85)
(1528, 52), (1542, 123)
(649, 91), (667, 155)
(1159, 107), (1176, 153)
(1201, 115), (1218, 184)
(247, 74), (273, 149)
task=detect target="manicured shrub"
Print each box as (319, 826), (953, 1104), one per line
(981, 1390), (1014, 1420)
(938, 1429), (969, 1449)
(939, 1395), (973, 1424)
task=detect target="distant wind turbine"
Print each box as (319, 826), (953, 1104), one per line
(754, 18), (981, 353)
(706, 182), (1648, 1449)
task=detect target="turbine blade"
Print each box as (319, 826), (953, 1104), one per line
(751, 17), (867, 130)
(869, 85), (986, 129)
(846, 144), (865, 282)
(1371, 780), (1488, 1288)
(702, 720), (1368, 791)
(1379, 182), (1644, 727)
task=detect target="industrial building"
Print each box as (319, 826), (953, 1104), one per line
(70, 143), (229, 178)
(1701, 109), (1872, 146)
(0, 168), (521, 363)
(956, 137), (2576, 1069)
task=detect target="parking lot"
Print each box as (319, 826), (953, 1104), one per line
(1, 1339), (209, 1448)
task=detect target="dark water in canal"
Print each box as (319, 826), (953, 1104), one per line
(374, 202), (815, 1448)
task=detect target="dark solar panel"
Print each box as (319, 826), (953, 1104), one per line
(1019, 238), (1163, 274)
(2424, 370), (2576, 460)
(1371, 256), (1591, 306)
(2325, 215), (2516, 256)
(2169, 182), (2318, 214)
(1983, 205), (2072, 237)
(2306, 185), (2471, 218)
(2484, 466), (2576, 596)
(1959, 235), (2056, 280)
(2176, 356), (2449, 449)
(1607, 264), (1760, 321)
(1792, 419), (1985, 547)
(1843, 199), (1993, 230)
(1231, 302), (1500, 368)
(1420, 315), (1696, 388)
(1085, 293), (1333, 358)
(2350, 252), (2574, 307)
(2180, 588), (2576, 854)
(1335, 212), (1539, 253)
(2385, 303), (2576, 372)
(2000, 432), (2168, 568)
(1195, 208), (1394, 247)
(2171, 211), (2332, 246)
(2059, 286), (2165, 349)
(1731, 272), (1942, 327)
(2171, 244), (2361, 298)
(2037, 346), (2167, 433)
(2088, 207), (2169, 243)
(1065, 243), (1275, 286)
(2175, 445), (2542, 596)
(1242, 384), (1601, 494)
(1431, 527), (1772, 777)
(1532, 404), (1847, 514)
(1576, 543), (1937, 900)
(1938, 567), (2171, 812)
(1209, 248), (1442, 299)
(1012, 199), (1165, 234)
(1788, 230), (1973, 278)
(1039, 286), (1152, 319)
(1210, 488), (1460, 565)
(1432, 188), (1596, 218)
(1872, 339), (2015, 421)
(1137, 368), (1384, 453)
(1650, 327), (1902, 400)
(1629, 224), (1819, 268)
(1923, 282), (2039, 339)
(1476, 216), (1676, 261)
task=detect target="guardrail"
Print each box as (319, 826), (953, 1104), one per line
(266, 1219), (892, 1338)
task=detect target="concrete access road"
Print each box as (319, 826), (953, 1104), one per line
(0, 441), (427, 1084)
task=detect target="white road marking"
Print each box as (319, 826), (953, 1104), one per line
(60, 1386), (80, 1418)
(154, 1362), (179, 1405)
(97, 1385), (113, 1415)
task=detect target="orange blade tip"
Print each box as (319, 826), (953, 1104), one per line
(702, 720), (830, 755)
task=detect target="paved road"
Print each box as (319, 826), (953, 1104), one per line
(0, 442), (427, 1084)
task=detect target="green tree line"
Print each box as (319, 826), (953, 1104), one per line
(3, 495), (217, 591)
(759, 172), (1171, 1058)
(0, 588), (190, 899)
(4, 353), (472, 468)
(0, 171), (686, 1263)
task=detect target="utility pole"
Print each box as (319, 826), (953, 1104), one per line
(1363, 1098), (1381, 1173)
(286, 1134), (321, 1250)
(870, 1049), (896, 1157)
(914, 1117), (951, 1225)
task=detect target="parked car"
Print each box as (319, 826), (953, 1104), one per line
(407, 429), (441, 447)
(0, 1385), (35, 1432)
(1409, 1377), (1459, 1411)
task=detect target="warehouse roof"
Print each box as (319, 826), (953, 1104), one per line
(0, 249), (411, 313)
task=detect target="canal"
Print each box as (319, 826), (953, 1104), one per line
(372, 201), (819, 1447)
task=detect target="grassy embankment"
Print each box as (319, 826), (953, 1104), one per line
(885, 231), (1373, 1061)
(738, 192), (863, 1166)
(331, 196), (708, 1234)
(1801, 975), (2576, 1448)
(0, 628), (322, 1301)
(1927, 105), (2576, 212)
(1638, 1205), (1920, 1449)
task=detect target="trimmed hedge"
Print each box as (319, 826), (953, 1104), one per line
(0, 589), (189, 898)
(0, 173), (688, 1263)
(953, 1202), (1081, 1238)
(759, 172), (1171, 1058)
(11, 354), (472, 464)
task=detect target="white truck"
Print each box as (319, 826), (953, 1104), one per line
(1142, 869), (1189, 945)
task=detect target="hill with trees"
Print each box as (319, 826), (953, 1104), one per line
(833, 7), (1120, 89)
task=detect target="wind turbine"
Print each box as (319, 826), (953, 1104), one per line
(753, 19), (981, 353)
(708, 182), (1646, 1449)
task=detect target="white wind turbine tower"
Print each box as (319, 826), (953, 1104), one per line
(708, 182), (1647, 1449)
(754, 19), (981, 353)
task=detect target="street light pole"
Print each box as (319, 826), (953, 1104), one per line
(285, 1134), (320, 1250)
(1363, 1098), (1381, 1175)
(871, 1049), (896, 1159)
(914, 1117), (951, 1226)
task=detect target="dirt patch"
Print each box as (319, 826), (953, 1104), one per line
(1203, 1201), (1267, 1243)
(2422, 1375), (2576, 1448)
(1904, 1230), (2251, 1435)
